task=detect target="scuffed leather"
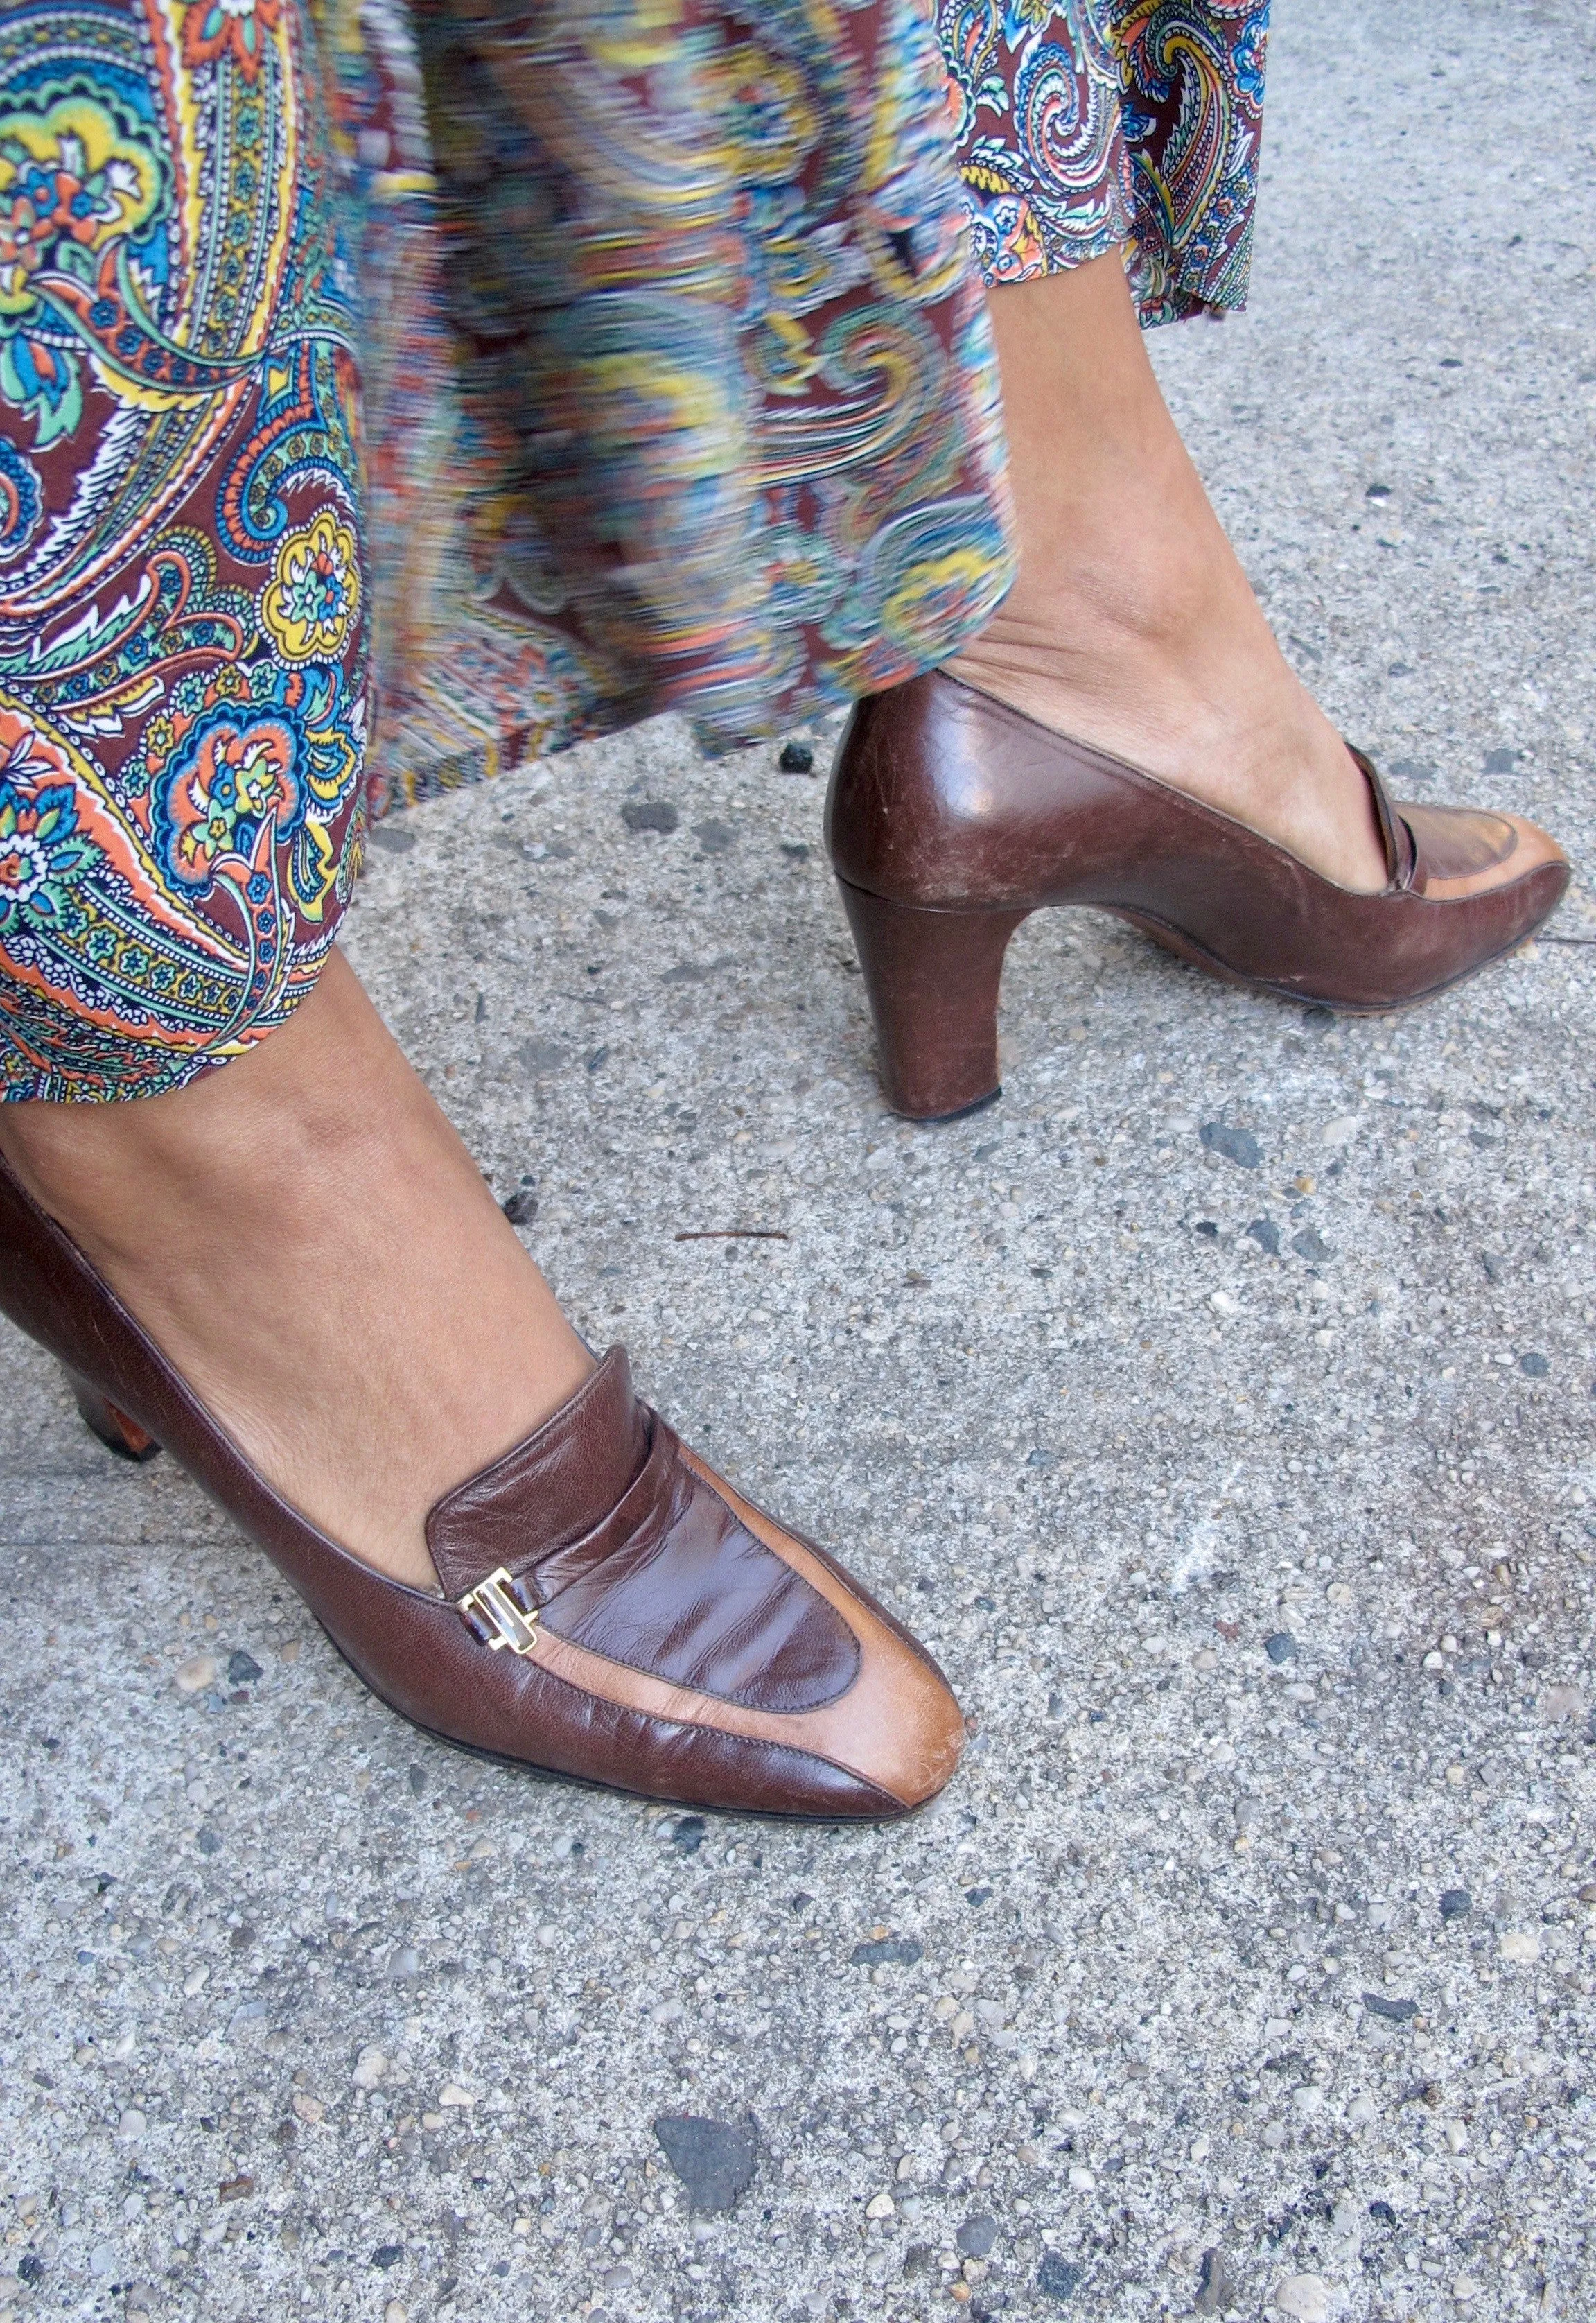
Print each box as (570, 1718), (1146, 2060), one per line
(0, 1158), (960, 1817)
(1403, 802), (1519, 887)
(827, 674), (1569, 1011)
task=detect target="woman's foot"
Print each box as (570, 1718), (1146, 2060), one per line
(0, 951), (590, 1588)
(0, 956), (968, 1815)
(949, 250), (1392, 894)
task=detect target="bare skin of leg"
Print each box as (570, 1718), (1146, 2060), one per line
(0, 950), (591, 1589)
(949, 249), (1392, 894)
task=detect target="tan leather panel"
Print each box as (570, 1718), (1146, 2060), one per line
(529, 1447), (964, 1807)
(1412, 811), (1568, 901)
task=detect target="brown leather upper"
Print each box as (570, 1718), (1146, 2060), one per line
(0, 1158), (963, 1818)
(425, 1348), (649, 1596)
(826, 673), (1570, 1012)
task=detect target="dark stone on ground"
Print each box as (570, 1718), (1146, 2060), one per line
(957, 2215), (999, 2259)
(1245, 1219), (1280, 1255)
(622, 799), (679, 834)
(672, 1816), (707, 1854)
(502, 1190), (538, 1226)
(778, 741), (814, 773)
(1363, 1993), (1419, 2021)
(1292, 1228), (1333, 1263)
(226, 1650), (262, 1686)
(850, 1938), (923, 1967)
(371, 2245), (404, 2268)
(1520, 1352), (1550, 1377)
(1265, 1633), (1297, 1664)
(652, 2115), (758, 2213)
(693, 819), (735, 855)
(1195, 2247), (1236, 2315)
(1037, 2252), (1085, 2299)
(1439, 1888), (1472, 1922)
(1200, 1122), (1261, 1169)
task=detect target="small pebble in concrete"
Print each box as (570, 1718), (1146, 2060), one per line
(1246, 1217), (1280, 1255)
(1265, 1632), (1297, 1663)
(653, 2115), (758, 2213)
(850, 1937), (922, 1965)
(1195, 2246), (1238, 2315)
(957, 2214), (998, 2258)
(621, 799), (678, 834)
(1200, 1121), (1260, 1168)
(778, 741), (814, 773)
(1037, 2252), (1086, 2299)
(225, 1648), (261, 1685)
(1274, 2276), (1333, 2323)
(175, 1653), (222, 1693)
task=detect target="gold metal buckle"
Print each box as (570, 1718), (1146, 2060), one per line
(456, 1566), (539, 1655)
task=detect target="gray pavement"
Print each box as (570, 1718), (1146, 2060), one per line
(2, 4), (1594, 2321)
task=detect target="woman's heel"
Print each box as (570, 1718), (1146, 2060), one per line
(836, 880), (1031, 1122)
(63, 1366), (161, 1463)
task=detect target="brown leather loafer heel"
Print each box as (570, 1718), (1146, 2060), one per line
(827, 672), (1571, 1120)
(0, 1158), (962, 1817)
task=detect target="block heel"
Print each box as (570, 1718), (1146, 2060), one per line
(63, 1366), (161, 1462)
(836, 878), (1029, 1122)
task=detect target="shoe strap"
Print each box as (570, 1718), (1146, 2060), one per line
(1350, 743), (1417, 891)
(425, 1344), (649, 1598)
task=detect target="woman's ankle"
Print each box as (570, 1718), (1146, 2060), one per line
(2, 954), (595, 1587)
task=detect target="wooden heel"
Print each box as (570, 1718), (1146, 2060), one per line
(63, 1367), (161, 1463)
(836, 880), (1030, 1121)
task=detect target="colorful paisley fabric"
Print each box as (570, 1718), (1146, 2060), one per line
(0, 0), (1266, 1100)
(0, 0), (365, 1099)
(942, 0), (1271, 322)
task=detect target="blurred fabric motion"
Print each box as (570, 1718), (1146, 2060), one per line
(0, 0), (1263, 1092)
(345, 0), (1267, 797)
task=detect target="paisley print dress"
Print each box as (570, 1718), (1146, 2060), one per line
(0, 0), (1268, 1100)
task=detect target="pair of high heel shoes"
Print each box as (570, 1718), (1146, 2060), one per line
(0, 681), (1568, 1816)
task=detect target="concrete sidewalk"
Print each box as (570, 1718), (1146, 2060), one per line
(2, 6), (1593, 2321)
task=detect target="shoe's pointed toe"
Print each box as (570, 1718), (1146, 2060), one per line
(0, 1150), (963, 1820)
(403, 1387), (964, 1817)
